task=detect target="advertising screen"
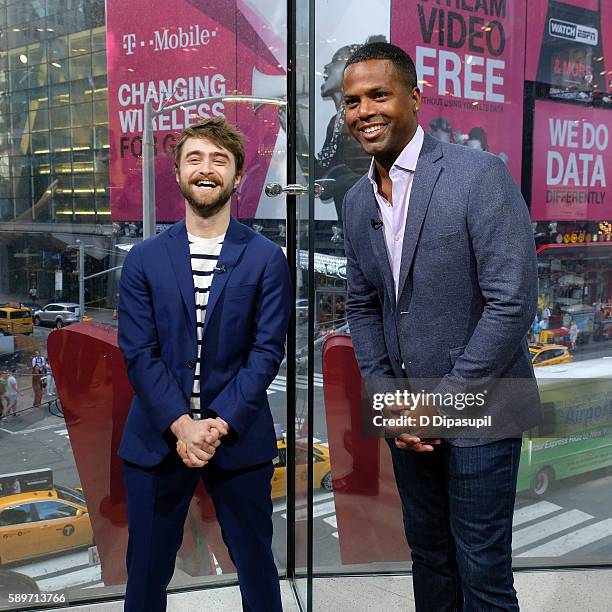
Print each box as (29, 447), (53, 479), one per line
(525, 0), (612, 101)
(106, 0), (287, 222)
(391, 0), (527, 183)
(531, 99), (610, 220)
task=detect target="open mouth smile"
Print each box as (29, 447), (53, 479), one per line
(194, 180), (218, 189)
(359, 123), (387, 140)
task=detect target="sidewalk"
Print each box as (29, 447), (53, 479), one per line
(43, 570), (612, 612)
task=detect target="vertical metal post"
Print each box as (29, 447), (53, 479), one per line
(142, 102), (156, 239)
(78, 242), (85, 320)
(286, 0), (298, 586)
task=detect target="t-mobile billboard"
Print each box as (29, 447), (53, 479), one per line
(531, 99), (610, 220)
(106, 0), (287, 222)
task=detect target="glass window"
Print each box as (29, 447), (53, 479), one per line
(51, 104), (70, 129)
(91, 50), (105, 77)
(0, 504), (35, 525)
(34, 501), (78, 521)
(71, 102), (92, 127)
(49, 57), (68, 84)
(70, 52), (91, 81)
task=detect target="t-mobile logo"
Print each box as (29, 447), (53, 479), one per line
(123, 34), (137, 55)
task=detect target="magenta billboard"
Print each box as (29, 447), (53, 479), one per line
(390, 0), (527, 183)
(106, 0), (286, 222)
(531, 99), (610, 221)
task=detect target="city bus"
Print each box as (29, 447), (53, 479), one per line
(518, 358), (612, 496)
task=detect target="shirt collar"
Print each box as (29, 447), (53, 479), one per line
(367, 124), (425, 185)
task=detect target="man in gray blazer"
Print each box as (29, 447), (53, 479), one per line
(342, 42), (541, 611)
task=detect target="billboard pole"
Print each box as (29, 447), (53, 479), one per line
(142, 102), (156, 239)
(140, 96), (285, 240)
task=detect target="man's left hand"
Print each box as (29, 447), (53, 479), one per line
(383, 395), (442, 452)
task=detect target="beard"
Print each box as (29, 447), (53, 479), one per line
(179, 178), (235, 219)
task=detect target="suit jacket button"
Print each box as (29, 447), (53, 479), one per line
(187, 360), (196, 369)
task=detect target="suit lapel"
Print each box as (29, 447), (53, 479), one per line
(202, 217), (248, 335)
(166, 219), (197, 330)
(397, 135), (443, 301)
(365, 183), (396, 309)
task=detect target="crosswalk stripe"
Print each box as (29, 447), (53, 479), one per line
(282, 499), (336, 520)
(273, 496), (612, 558)
(517, 519), (612, 557)
(276, 374), (324, 382)
(273, 375), (324, 388)
(512, 510), (593, 550)
(323, 515), (337, 529)
(513, 501), (563, 527)
(19, 551), (90, 578)
(37, 565), (101, 592)
(273, 491), (334, 514)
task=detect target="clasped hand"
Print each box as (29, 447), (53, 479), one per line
(383, 395), (442, 454)
(171, 414), (229, 468)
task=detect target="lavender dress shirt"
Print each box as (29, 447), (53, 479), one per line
(367, 124), (424, 298)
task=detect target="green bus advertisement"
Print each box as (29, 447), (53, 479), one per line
(518, 358), (612, 496)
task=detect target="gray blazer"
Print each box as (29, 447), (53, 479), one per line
(344, 133), (542, 445)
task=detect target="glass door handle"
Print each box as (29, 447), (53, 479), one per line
(265, 183), (321, 197)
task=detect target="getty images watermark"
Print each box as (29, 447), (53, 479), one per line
(371, 389), (492, 431)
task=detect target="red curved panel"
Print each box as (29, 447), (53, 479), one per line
(322, 333), (409, 564)
(47, 322), (232, 585)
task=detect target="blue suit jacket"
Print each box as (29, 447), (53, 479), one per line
(344, 133), (542, 443)
(117, 217), (291, 469)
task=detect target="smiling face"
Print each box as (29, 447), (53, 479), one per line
(343, 59), (421, 168)
(175, 136), (241, 219)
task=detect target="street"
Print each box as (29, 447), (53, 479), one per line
(1, 312), (612, 597)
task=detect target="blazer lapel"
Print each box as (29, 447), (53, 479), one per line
(365, 182), (396, 309)
(202, 217), (248, 335)
(397, 134), (443, 301)
(165, 219), (196, 330)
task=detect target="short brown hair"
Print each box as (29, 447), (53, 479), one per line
(173, 117), (246, 175)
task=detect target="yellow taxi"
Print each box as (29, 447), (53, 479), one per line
(271, 438), (332, 499)
(0, 305), (34, 335)
(529, 343), (573, 367)
(0, 470), (93, 566)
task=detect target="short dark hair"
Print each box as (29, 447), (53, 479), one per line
(344, 42), (418, 91)
(173, 117), (246, 175)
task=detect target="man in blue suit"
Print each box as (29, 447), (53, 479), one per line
(118, 118), (291, 611)
(342, 43), (541, 611)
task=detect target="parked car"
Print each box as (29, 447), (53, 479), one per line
(0, 306), (33, 335)
(33, 303), (81, 329)
(271, 437), (332, 499)
(19, 302), (39, 313)
(0, 470), (93, 565)
(529, 343), (573, 367)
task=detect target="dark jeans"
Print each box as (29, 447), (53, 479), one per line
(388, 438), (522, 612)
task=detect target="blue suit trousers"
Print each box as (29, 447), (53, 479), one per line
(123, 455), (282, 611)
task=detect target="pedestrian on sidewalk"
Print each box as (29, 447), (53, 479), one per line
(0, 370), (8, 416)
(44, 356), (56, 396)
(31, 351), (45, 407)
(4, 368), (20, 416)
(28, 286), (37, 302)
(569, 320), (579, 351)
